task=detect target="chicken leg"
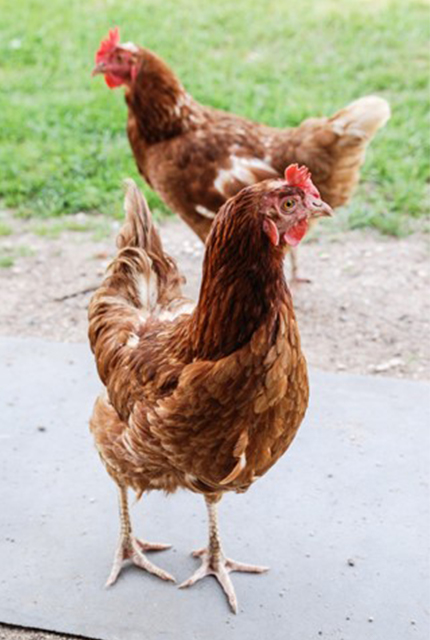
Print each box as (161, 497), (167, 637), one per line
(106, 485), (175, 586)
(289, 248), (312, 285)
(179, 494), (269, 613)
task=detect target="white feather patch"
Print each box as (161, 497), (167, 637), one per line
(195, 205), (216, 219)
(120, 42), (139, 53)
(136, 272), (158, 310)
(127, 333), (139, 348)
(157, 300), (195, 322)
(214, 156), (277, 197)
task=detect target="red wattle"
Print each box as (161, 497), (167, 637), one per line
(283, 219), (308, 247)
(105, 73), (125, 88)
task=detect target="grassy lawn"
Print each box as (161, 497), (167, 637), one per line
(0, 0), (428, 234)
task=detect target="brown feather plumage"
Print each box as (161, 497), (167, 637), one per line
(116, 47), (390, 242)
(88, 178), (311, 500)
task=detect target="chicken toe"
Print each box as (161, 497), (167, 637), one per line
(179, 547), (268, 613)
(106, 533), (175, 586)
(179, 495), (268, 613)
(105, 485), (175, 587)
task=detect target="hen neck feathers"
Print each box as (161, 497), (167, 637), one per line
(126, 51), (205, 144)
(189, 195), (292, 360)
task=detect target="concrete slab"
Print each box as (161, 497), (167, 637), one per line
(0, 337), (429, 640)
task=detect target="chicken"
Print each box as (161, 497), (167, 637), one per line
(88, 164), (332, 612)
(92, 27), (390, 281)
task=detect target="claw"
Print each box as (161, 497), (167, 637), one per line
(106, 534), (175, 587)
(179, 548), (269, 614)
(135, 538), (172, 552)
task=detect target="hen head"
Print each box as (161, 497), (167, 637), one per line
(203, 163), (333, 281)
(260, 164), (333, 249)
(92, 27), (140, 88)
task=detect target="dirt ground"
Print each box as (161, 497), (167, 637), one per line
(0, 212), (429, 640)
(0, 211), (429, 380)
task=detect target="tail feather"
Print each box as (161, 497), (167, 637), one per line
(329, 96), (391, 143)
(118, 179), (184, 308)
(295, 95), (391, 207)
(118, 178), (163, 255)
(88, 180), (187, 386)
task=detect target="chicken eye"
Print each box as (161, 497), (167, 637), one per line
(283, 199), (295, 211)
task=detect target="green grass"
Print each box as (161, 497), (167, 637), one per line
(0, 256), (14, 269)
(0, 221), (13, 236)
(0, 244), (35, 268)
(0, 0), (429, 234)
(32, 217), (111, 239)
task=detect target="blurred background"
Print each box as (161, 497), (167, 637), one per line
(0, 0), (428, 233)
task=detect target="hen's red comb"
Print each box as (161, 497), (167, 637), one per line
(95, 27), (120, 63)
(284, 164), (320, 199)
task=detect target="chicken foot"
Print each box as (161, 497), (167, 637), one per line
(179, 494), (269, 613)
(106, 485), (175, 586)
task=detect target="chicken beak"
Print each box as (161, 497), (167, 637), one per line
(309, 200), (333, 219)
(92, 62), (107, 77)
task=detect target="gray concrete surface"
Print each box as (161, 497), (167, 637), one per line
(0, 337), (429, 640)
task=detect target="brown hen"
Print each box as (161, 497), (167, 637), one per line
(88, 166), (332, 612)
(92, 27), (389, 281)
